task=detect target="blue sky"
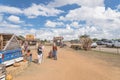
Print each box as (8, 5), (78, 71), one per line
(0, 0), (120, 40)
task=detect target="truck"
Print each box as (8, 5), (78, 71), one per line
(0, 34), (23, 66)
(25, 34), (37, 45)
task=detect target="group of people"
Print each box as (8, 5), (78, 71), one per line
(21, 42), (58, 65)
(21, 41), (32, 64)
(37, 43), (58, 64)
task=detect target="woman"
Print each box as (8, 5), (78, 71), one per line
(37, 44), (44, 64)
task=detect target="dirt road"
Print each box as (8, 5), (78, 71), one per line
(14, 46), (120, 80)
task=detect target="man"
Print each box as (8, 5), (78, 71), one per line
(52, 43), (57, 60)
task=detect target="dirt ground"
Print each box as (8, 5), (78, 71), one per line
(13, 46), (120, 80)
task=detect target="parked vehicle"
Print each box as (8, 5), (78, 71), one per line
(28, 41), (37, 45)
(106, 40), (114, 48)
(0, 34), (23, 66)
(96, 41), (106, 45)
(96, 41), (102, 45)
(0, 48), (23, 66)
(91, 42), (97, 48)
(114, 41), (120, 48)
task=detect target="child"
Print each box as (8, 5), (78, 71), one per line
(27, 50), (32, 64)
(48, 50), (53, 58)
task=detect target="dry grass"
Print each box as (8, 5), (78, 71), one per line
(68, 46), (120, 68)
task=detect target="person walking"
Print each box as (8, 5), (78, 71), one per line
(52, 43), (58, 60)
(24, 41), (29, 52)
(37, 44), (44, 64)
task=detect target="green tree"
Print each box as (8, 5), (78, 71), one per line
(92, 38), (98, 42)
(18, 35), (25, 40)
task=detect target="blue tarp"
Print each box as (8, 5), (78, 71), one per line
(0, 48), (22, 63)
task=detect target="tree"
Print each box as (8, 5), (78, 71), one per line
(101, 38), (107, 42)
(44, 39), (47, 42)
(80, 34), (92, 51)
(92, 38), (98, 42)
(18, 35), (25, 40)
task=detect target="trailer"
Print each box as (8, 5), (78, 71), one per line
(0, 34), (23, 66)
(70, 44), (82, 50)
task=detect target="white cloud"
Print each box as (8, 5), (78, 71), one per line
(59, 6), (120, 38)
(30, 28), (36, 33)
(0, 24), (119, 40)
(35, 28), (82, 40)
(0, 1), (119, 40)
(47, 0), (104, 8)
(66, 21), (83, 29)
(83, 26), (97, 34)
(0, 21), (20, 28)
(23, 4), (63, 18)
(78, 0), (104, 7)
(43, 7), (120, 40)
(45, 20), (56, 27)
(60, 6), (120, 21)
(0, 24), (20, 28)
(7, 24), (20, 28)
(0, 5), (22, 14)
(0, 14), (3, 22)
(66, 24), (71, 30)
(45, 20), (64, 27)
(117, 4), (120, 10)
(70, 21), (79, 28)
(7, 15), (22, 23)
(59, 6), (95, 21)
(0, 4), (63, 18)
(36, 29), (55, 40)
(8, 28), (75, 40)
